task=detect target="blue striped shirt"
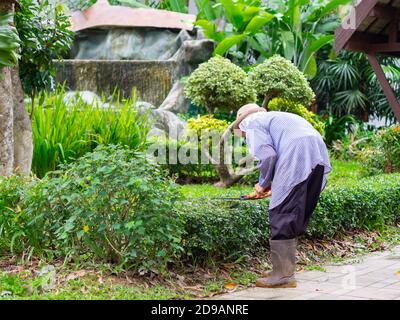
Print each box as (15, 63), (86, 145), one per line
(239, 111), (331, 209)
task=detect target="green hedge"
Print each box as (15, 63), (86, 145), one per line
(177, 174), (400, 260)
(1, 167), (399, 266)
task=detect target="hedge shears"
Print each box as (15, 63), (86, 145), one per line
(213, 190), (272, 201)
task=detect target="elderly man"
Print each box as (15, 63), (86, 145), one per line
(232, 103), (331, 288)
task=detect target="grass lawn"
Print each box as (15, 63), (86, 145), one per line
(181, 159), (367, 199)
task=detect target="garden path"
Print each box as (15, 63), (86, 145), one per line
(214, 246), (400, 300)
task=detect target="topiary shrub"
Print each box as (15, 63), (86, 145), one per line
(24, 145), (184, 272)
(268, 98), (325, 135)
(249, 55), (315, 108)
(184, 56), (257, 113)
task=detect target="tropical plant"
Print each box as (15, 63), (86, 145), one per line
(313, 51), (400, 122)
(195, 0), (351, 75)
(31, 87), (152, 178)
(195, 0), (275, 65)
(0, 13), (20, 71)
(184, 55), (256, 113)
(260, 0), (351, 77)
(15, 0), (74, 111)
(248, 55), (315, 108)
(321, 112), (358, 146)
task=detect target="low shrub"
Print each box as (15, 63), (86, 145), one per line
(178, 174), (400, 261)
(268, 98), (325, 135)
(365, 125), (400, 174)
(187, 115), (229, 136)
(1, 145), (184, 273)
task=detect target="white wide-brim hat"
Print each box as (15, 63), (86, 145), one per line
(232, 103), (267, 130)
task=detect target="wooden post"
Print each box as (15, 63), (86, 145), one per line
(367, 53), (400, 121)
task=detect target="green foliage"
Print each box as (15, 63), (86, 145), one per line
(268, 98), (325, 135)
(249, 55), (315, 107)
(0, 175), (44, 257)
(31, 87), (151, 178)
(178, 173), (400, 261)
(322, 112), (358, 146)
(365, 125), (400, 174)
(15, 0), (74, 102)
(196, 0), (348, 75)
(177, 200), (269, 260)
(1, 146), (184, 273)
(184, 56), (256, 113)
(195, 0), (274, 62)
(187, 114), (229, 137)
(147, 136), (219, 183)
(313, 51), (400, 121)
(0, 13), (20, 71)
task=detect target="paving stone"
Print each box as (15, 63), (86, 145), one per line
(213, 246), (400, 301)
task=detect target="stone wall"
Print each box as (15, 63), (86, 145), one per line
(55, 59), (179, 106)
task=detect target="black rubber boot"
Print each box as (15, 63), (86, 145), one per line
(256, 239), (297, 288)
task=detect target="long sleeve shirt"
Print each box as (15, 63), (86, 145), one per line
(239, 111), (331, 209)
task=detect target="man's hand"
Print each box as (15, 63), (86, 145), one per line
(255, 183), (270, 196)
(245, 184), (271, 200)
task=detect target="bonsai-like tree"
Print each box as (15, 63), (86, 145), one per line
(249, 55), (315, 109)
(185, 56), (257, 187)
(185, 55), (256, 114)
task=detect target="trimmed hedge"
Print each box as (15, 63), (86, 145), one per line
(177, 174), (400, 260)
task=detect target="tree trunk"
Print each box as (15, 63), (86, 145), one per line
(201, 122), (257, 188)
(0, 0), (32, 176)
(11, 67), (33, 174)
(0, 67), (15, 176)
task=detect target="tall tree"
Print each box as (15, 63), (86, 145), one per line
(0, 0), (33, 176)
(0, 0), (16, 176)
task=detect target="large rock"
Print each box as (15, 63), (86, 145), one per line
(159, 81), (190, 114)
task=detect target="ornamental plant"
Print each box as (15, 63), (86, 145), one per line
(187, 114), (229, 137)
(249, 55), (315, 108)
(184, 56), (256, 113)
(268, 98), (325, 136)
(24, 145), (184, 272)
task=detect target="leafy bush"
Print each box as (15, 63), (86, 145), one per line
(32, 87), (151, 177)
(178, 174), (400, 261)
(147, 136), (219, 183)
(16, 0), (74, 103)
(268, 98), (325, 135)
(14, 145), (184, 272)
(249, 55), (315, 107)
(184, 56), (256, 113)
(365, 125), (400, 174)
(322, 113), (359, 146)
(187, 115), (229, 137)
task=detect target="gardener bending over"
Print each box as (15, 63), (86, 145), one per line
(233, 104), (331, 289)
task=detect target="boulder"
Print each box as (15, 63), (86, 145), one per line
(159, 81), (190, 114)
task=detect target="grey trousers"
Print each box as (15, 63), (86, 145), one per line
(269, 165), (325, 240)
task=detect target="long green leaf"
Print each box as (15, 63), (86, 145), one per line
(308, 0), (352, 22)
(244, 12), (274, 34)
(214, 34), (246, 56)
